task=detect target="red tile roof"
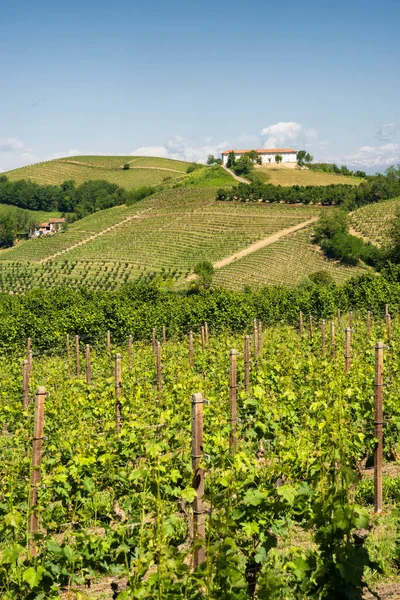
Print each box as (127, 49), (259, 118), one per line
(221, 148), (297, 155)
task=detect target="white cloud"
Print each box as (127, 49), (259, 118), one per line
(130, 136), (231, 163)
(260, 121), (317, 149)
(340, 143), (400, 168)
(0, 137), (38, 172)
(0, 137), (30, 153)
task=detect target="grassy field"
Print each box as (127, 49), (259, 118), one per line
(0, 205), (62, 223)
(350, 197), (400, 246)
(254, 165), (363, 186)
(213, 228), (367, 289)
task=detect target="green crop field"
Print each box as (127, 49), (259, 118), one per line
(213, 228), (367, 289)
(0, 204), (63, 223)
(350, 197), (400, 246)
(254, 165), (363, 186)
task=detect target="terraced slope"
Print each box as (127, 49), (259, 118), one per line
(213, 228), (368, 289)
(350, 197), (400, 246)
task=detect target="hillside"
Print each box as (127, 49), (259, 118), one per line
(0, 185), (366, 293)
(254, 165), (363, 187)
(4, 155), (190, 189)
(350, 197), (400, 246)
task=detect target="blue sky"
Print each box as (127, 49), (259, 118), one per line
(0, 0), (399, 172)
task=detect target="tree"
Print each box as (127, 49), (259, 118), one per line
(226, 151), (236, 169)
(193, 260), (214, 289)
(308, 271), (335, 287)
(0, 215), (16, 248)
(207, 154), (216, 165)
(234, 155), (254, 176)
(297, 150), (314, 167)
(244, 150), (262, 165)
(275, 154), (283, 165)
(0, 175), (8, 184)
(123, 163), (130, 170)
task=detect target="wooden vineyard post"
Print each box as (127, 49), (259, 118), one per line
(162, 326), (166, 344)
(345, 327), (351, 374)
(244, 335), (250, 392)
(321, 319), (326, 356)
(367, 311), (371, 337)
(28, 386), (46, 556)
(385, 304), (389, 319)
(107, 330), (111, 353)
(299, 311), (303, 336)
(349, 311), (353, 329)
(387, 314), (392, 343)
(28, 349), (33, 376)
(191, 392), (208, 567)
(374, 342), (386, 514)
(152, 328), (156, 354)
(115, 354), (122, 434)
(189, 331), (194, 368)
(229, 349), (238, 454)
(22, 359), (29, 410)
(330, 321), (336, 358)
(337, 309), (341, 327)
(156, 341), (162, 392)
(27, 337), (33, 375)
(201, 326), (205, 352)
(309, 315), (313, 340)
(75, 335), (80, 376)
(128, 335), (133, 372)
(253, 319), (258, 360)
(85, 344), (91, 385)
(258, 321), (263, 357)
(205, 322), (209, 344)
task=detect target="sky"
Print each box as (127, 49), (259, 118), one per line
(0, 0), (399, 173)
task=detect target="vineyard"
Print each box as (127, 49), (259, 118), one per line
(0, 189), (356, 293)
(214, 228), (368, 289)
(350, 197), (400, 246)
(1, 310), (400, 598)
(3, 156), (190, 189)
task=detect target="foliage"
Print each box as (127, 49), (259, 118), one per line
(186, 163), (203, 174)
(193, 260), (214, 290)
(296, 149), (314, 167)
(310, 163), (367, 178)
(386, 205), (400, 264)
(123, 163), (130, 170)
(207, 155), (222, 165)
(226, 151), (236, 169)
(233, 155), (255, 176)
(314, 211), (384, 268)
(0, 214), (16, 248)
(125, 185), (156, 205)
(308, 270), (336, 287)
(275, 154), (283, 165)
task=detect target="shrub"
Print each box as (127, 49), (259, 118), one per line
(123, 163), (130, 170)
(125, 186), (156, 205)
(186, 163), (202, 174)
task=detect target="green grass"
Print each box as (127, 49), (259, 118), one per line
(254, 165), (363, 186)
(178, 165), (236, 187)
(213, 228), (367, 289)
(350, 197), (400, 246)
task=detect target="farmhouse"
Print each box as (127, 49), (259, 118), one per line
(33, 217), (66, 237)
(221, 148), (297, 165)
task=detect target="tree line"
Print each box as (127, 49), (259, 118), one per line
(1, 268), (400, 352)
(216, 166), (400, 209)
(0, 175), (143, 219)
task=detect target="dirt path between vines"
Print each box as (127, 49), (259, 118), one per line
(213, 217), (318, 269)
(39, 209), (151, 264)
(349, 226), (371, 244)
(63, 159), (183, 174)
